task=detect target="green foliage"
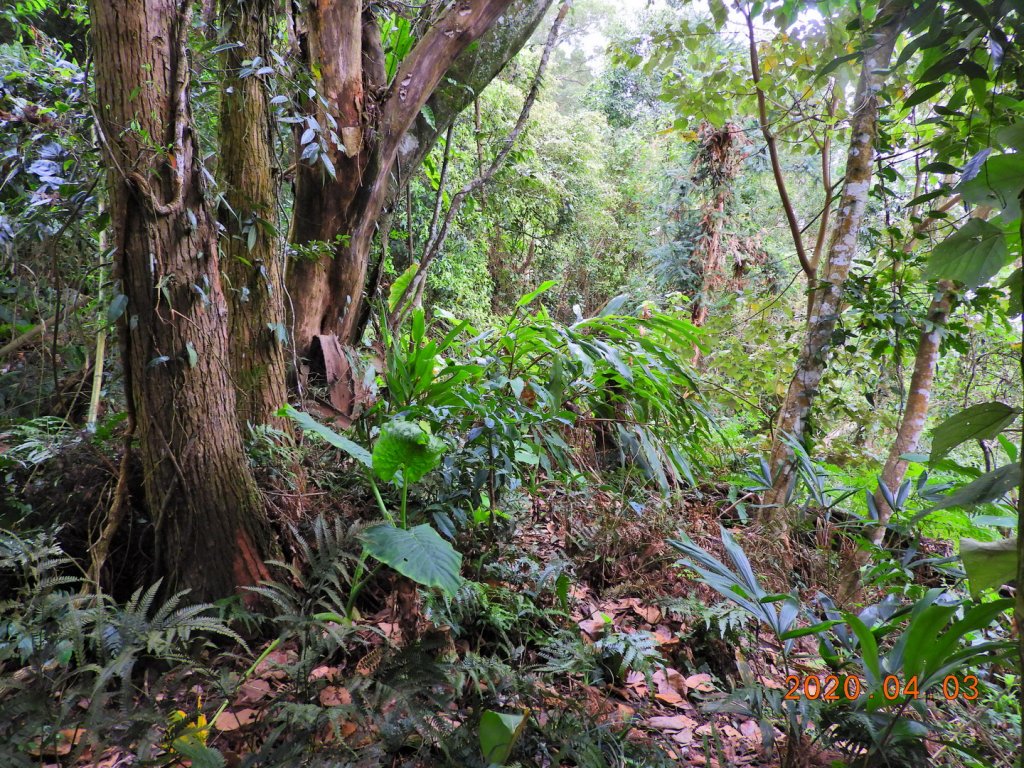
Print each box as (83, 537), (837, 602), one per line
(360, 523), (462, 597)
(479, 709), (528, 766)
(929, 402), (1022, 461)
(959, 537), (1017, 600)
(0, 528), (238, 767)
(371, 419), (446, 484)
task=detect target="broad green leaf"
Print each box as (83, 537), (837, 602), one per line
(996, 121), (1024, 151)
(1004, 268), (1022, 317)
(843, 613), (881, 686)
(929, 401), (1021, 461)
(814, 51), (861, 80)
(904, 81), (946, 109)
(925, 218), (1009, 288)
(360, 524), (462, 596)
(279, 404), (372, 468)
(372, 419), (446, 483)
(959, 537), (1017, 599)
(780, 619), (843, 640)
(479, 709), (529, 766)
(930, 463), (1021, 511)
(388, 262), (419, 312)
(958, 153), (1024, 219)
(957, 154), (1024, 218)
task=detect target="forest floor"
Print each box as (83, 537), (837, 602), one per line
(3, 443), (1003, 768)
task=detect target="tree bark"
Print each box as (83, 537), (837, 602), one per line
(285, 0), (525, 356)
(868, 283), (954, 543)
(90, 0), (271, 600)
(835, 283), (954, 604)
(760, 6), (905, 523)
(219, 0), (289, 430)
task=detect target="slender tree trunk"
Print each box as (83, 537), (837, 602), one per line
(1014, 193), (1023, 761)
(868, 283), (955, 543)
(219, 0), (289, 430)
(836, 283), (954, 603)
(90, 0), (271, 600)
(759, 7), (905, 524)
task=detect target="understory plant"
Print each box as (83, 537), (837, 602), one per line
(670, 526), (1016, 767)
(282, 291), (709, 616)
(0, 528), (240, 767)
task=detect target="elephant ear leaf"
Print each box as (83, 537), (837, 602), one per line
(479, 709), (529, 766)
(360, 524), (462, 597)
(372, 420), (446, 483)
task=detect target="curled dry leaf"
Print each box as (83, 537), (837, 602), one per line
(685, 673), (715, 692)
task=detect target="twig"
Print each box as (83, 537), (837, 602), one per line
(744, 7), (814, 281)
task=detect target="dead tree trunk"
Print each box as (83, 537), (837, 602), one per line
(90, 0), (271, 600)
(759, 6), (906, 527)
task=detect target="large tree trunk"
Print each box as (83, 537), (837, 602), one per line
(219, 0), (289, 430)
(285, 0), (523, 356)
(759, 6), (905, 524)
(90, 0), (271, 600)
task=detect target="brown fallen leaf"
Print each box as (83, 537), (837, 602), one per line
(685, 673), (715, 692)
(648, 714), (698, 731)
(578, 614), (611, 638)
(323, 719), (359, 743)
(671, 728), (694, 745)
(235, 678), (272, 706)
(654, 667), (688, 695)
(254, 648), (296, 680)
(633, 604), (662, 624)
(739, 719), (761, 743)
(26, 728), (84, 757)
(654, 690), (685, 707)
(309, 665), (340, 682)
(319, 685), (353, 707)
(215, 708), (258, 732)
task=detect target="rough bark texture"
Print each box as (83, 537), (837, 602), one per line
(219, 0), (289, 430)
(760, 7), (904, 520)
(90, 0), (271, 600)
(869, 284), (954, 543)
(286, 0), (534, 356)
(286, 2), (373, 354)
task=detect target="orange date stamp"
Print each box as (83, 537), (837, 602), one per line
(782, 674), (980, 702)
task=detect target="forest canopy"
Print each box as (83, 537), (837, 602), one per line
(0, 0), (1022, 766)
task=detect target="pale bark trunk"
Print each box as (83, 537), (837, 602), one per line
(760, 7), (905, 523)
(835, 283), (954, 603)
(219, 0), (289, 430)
(90, 0), (271, 600)
(868, 284), (954, 544)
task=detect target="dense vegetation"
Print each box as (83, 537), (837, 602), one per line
(0, 0), (1021, 766)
